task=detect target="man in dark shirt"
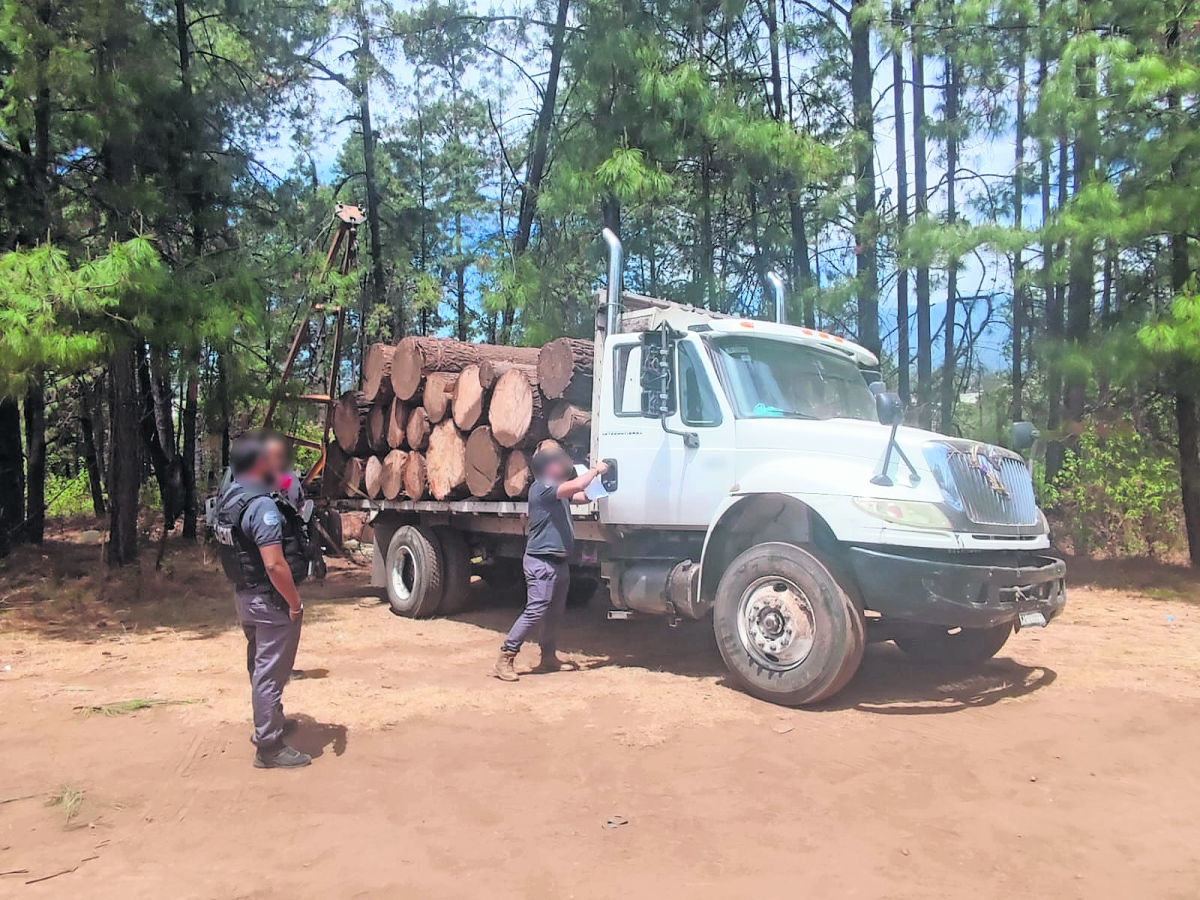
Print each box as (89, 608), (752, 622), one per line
(493, 441), (607, 682)
(214, 434), (311, 768)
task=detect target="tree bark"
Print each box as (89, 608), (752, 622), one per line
(478, 359), (538, 391)
(892, 4), (910, 403)
(1010, 18), (1028, 422)
(939, 52), (960, 434)
(0, 398), (23, 555)
(23, 372), (46, 543)
(548, 402), (592, 442)
(1064, 51), (1097, 430)
(912, 33), (933, 429)
(490, 367), (547, 449)
(355, 0), (386, 327)
(362, 343), (395, 402)
(850, 0), (880, 358)
(333, 391), (372, 455)
(79, 379), (106, 516)
(181, 357), (199, 539)
(366, 399), (391, 453)
(107, 346), (141, 566)
(391, 337), (539, 402)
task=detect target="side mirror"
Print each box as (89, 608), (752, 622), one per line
(1010, 421), (1039, 452)
(875, 391), (904, 427)
(639, 324), (678, 418)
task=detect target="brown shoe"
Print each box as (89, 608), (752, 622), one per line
(533, 652), (564, 673)
(493, 649), (519, 682)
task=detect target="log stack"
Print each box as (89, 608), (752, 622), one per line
(323, 337), (595, 502)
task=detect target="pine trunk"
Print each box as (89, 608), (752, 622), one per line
(537, 338), (594, 403)
(548, 401), (592, 442)
(406, 407), (432, 451)
(490, 367), (547, 449)
(427, 420), (469, 500)
(478, 359), (538, 391)
(0, 398), (23, 555)
(391, 336), (539, 402)
(423, 371), (459, 424)
(404, 451), (428, 500)
(452, 365), (489, 431)
(387, 398), (410, 450)
(381, 449), (407, 500)
(323, 445), (365, 499)
(23, 372), (46, 543)
(850, 0), (880, 358)
(366, 399), (391, 453)
(503, 450), (532, 500)
(362, 343), (396, 403)
(912, 39), (933, 429)
(333, 391), (372, 455)
(364, 455), (385, 499)
(465, 426), (505, 499)
(108, 345), (142, 565)
(79, 380), (106, 516)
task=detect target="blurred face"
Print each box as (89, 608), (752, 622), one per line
(543, 455), (571, 482)
(264, 438), (288, 478)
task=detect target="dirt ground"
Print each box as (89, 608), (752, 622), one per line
(2, 536), (1199, 900)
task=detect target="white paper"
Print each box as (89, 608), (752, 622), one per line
(574, 464), (608, 500)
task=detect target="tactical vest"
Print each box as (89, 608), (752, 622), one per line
(214, 480), (310, 590)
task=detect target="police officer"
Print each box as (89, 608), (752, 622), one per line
(214, 432), (312, 769)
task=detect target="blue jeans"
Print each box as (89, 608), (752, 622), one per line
(502, 555), (570, 654)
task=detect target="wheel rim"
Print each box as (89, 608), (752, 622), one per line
(736, 576), (816, 670)
(390, 545), (416, 604)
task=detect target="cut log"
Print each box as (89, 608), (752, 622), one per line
(490, 367), (547, 449)
(406, 406), (431, 451)
(503, 449), (532, 499)
(538, 337), (594, 403)
(381, 449), (407, 500)
(403, 451), (428, 500)
(323, 444), (365, 499)
(423, 371), (459, 424)
(547, 401), (592, 442)
(478, 359), (537, 391)
(465, 426), (505, 499)
(362, 343), (395, 402)
(365, 399), (391, 453)
(390, 336), (540, 401)
(452, 365), (488, 431)
(387, 398), (409, 449)
(364, 455), (385, 499)
(333, 391), (372, 455)
(427, 420), (469, 501)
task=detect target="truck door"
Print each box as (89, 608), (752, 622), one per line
(598, 334), (735, 528)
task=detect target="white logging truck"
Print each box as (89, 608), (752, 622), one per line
(317, 230), (1066, 707)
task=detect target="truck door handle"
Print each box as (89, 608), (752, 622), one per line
(601, 459), (618, 493)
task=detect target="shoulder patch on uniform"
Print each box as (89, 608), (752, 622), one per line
(262, 510), (281, 527)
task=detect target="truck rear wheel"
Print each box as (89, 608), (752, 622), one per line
(433, 526), (472, 616)
(895, 623), (1012, 665)
(713, 542), (863, 707)
(385, 525), (444, 618)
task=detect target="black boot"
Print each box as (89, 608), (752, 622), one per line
(254, 743), (312, 769)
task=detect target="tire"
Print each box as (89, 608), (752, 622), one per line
(713, 542), (863, 707)
(895, 623), (1013, 666)
(433, 526), (472, 616)
(384, 525), (444, 618)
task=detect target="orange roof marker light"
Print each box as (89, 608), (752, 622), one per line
(738, 320), (755, 329)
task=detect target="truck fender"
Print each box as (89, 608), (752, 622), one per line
(699, 493), (839, 605)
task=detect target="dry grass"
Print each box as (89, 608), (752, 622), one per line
(74, 698), (203, 717)
(46, 786), (84, 824)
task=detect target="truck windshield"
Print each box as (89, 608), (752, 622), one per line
(708, 336), (876, 421)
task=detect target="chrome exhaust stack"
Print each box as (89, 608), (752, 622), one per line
(767, 271), (786, 324)
(603, 228), (623, 337)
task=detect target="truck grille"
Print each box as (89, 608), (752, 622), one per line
(944, 446), (1038, 526)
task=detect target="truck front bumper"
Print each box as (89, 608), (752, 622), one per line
(847, 547), (1066, 629)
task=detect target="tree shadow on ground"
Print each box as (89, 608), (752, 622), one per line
(0, 540), (378, 642)
(1061, 554), (1200, 602)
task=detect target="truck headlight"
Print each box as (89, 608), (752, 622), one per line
(853, 497), (953, 530)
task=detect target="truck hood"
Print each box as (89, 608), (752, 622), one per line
(734, 417), (935, 464)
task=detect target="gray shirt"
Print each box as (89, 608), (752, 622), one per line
(525, 480), (573, 557)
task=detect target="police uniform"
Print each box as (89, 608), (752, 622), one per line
(214, 478), (309, 749)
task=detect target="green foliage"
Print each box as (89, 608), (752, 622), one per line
(45, 472), (96, 518)
(1053, 419), (1184, 558)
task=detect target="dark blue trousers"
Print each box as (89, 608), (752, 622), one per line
(502, 554), (570, 654)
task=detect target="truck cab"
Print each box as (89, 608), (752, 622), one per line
(588, 239), (1065, 706)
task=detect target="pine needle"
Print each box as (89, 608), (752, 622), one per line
(74, 698), (202, 717)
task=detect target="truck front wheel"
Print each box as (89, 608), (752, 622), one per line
(385, 525), (444, 618)
(714, 542), (864, 706)
(894, 623), (1012, 665)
